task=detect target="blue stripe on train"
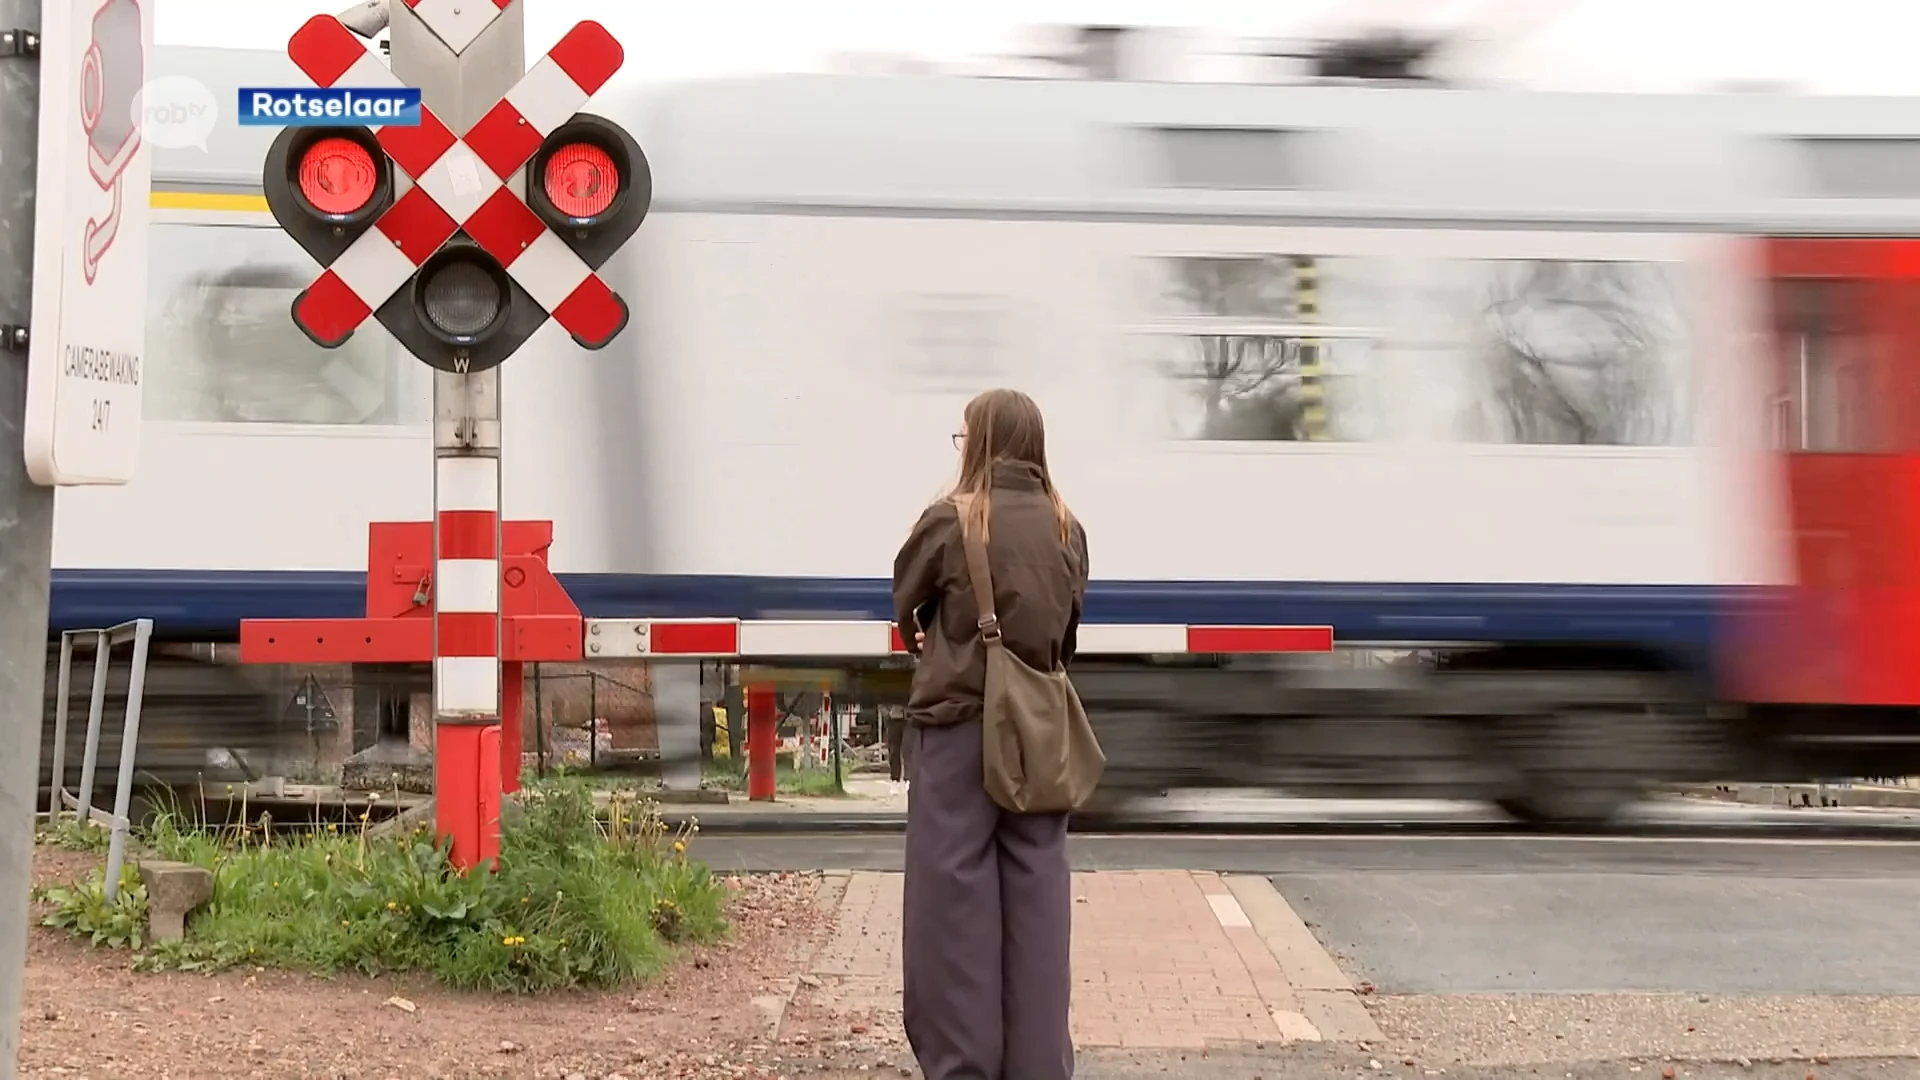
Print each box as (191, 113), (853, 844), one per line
(49, 568), (1745, 656)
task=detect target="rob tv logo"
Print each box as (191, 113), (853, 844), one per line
(237, 86), (422, 127)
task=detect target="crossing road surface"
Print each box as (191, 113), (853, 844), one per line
(722, 827), (1920, 1077)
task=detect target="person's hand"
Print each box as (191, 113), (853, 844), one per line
(914, 631), (926, 648)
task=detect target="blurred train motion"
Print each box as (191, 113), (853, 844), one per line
(42, 34), (1920, 823)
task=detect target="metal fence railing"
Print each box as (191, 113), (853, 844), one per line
(527, 667), (652, 774)
(44, 620), (154, 901)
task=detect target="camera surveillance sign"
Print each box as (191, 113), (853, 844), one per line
(24, 0), (154, 486)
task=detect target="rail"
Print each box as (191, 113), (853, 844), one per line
(44, 619), (154, 901)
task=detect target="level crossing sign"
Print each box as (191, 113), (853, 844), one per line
(264, 15), (649, 373)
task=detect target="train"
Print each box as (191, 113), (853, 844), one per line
(42, 39), (1920, 822)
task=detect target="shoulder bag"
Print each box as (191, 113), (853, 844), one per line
(957, 514), (1106, 813)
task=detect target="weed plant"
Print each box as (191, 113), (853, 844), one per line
(36, 817), (111, 853)
(37, 779), (724, 993)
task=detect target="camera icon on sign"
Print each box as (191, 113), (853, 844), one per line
(79, 0), (144, 283)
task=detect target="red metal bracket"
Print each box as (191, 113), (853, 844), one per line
(239, 520), (582, 665)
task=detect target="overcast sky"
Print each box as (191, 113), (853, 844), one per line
(152, 0), (1910, 94)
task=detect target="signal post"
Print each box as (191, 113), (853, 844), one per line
(259, 0), (647, 868)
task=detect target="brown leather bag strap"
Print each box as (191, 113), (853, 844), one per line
(953, 497), (1001, 643)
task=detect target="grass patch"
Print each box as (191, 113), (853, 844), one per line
(36, 779), (726, 993)
(36, 816), (111, 853)
(701, 756), (846, 797)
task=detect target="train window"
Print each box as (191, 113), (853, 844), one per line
(1401, 257), (1694, 447)
(1769, 279), (1876, 453)
(1142, 128), (1332, 191)
(1132, 253), (1384, 442)
(1791, 138), (1920, 200)
(144, 222), (423, 426)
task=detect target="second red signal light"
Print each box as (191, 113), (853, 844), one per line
(543, 142), (617, 219)
(525, 115), (651, 270)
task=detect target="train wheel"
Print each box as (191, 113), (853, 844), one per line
(1481, 675), (1695, 828)
(1084, 707), (1180, 803)
(1493, 764), (1642, 827)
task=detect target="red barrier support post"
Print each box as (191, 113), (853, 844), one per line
(501, 662), (524, 795)
(434, 725), (501, 868)
(239, 519), (582, 869)
(746, 685), (778, 802)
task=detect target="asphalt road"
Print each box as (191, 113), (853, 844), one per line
(1274, 851), (1920, 996)
(690, 830), (1920, 876)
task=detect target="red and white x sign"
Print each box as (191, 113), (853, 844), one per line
(284, 16), (626, 348)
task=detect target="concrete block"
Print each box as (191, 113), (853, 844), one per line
(138, 860), (214, 942)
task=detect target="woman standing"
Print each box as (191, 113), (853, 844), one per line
(892, 388), (1089, 1079)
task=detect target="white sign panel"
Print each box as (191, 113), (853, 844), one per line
(23, 0), (153, 485)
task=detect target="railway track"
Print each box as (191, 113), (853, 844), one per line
(38, 645), (308, 798)
(666, 799), (1920, 842)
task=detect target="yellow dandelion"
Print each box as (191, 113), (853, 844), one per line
(385, 901), (397, 911)
(671, 840), (686, 854)
(359, 812), (370, 821)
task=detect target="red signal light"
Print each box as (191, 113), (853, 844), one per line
(297, 136), (378, 216)
(542, 142), (617, 220)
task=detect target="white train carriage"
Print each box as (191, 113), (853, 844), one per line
(47, 48), (1920, 816)
(51, 53), (1906, 642)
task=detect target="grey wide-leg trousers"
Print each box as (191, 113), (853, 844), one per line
(901, 719), (1074, 1080)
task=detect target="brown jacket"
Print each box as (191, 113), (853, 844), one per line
(891, 461), (1090, 727)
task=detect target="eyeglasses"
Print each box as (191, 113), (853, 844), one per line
(951, 432), (965, 449)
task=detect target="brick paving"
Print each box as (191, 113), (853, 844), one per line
(796, 870), (1362, 1050)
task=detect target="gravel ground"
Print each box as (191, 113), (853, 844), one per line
(1367, 993), (1920, 1067)
(18, 845), (837, 1079)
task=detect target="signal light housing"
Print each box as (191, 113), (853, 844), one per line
(525, 114), (650, 271)
(373, 239), (548, 375)
(262, 125), (394, 267)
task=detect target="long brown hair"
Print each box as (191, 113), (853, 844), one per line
(946, 388), (1071, 544)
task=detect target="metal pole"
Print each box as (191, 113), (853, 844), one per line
(532, 663), (545, 776)
(101, 621), (150, 902)
(74, 630), (107, 825)
(47, 632), (73, 818)
(0, 0), (51, 1066)
(389, 0), (523, 868)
